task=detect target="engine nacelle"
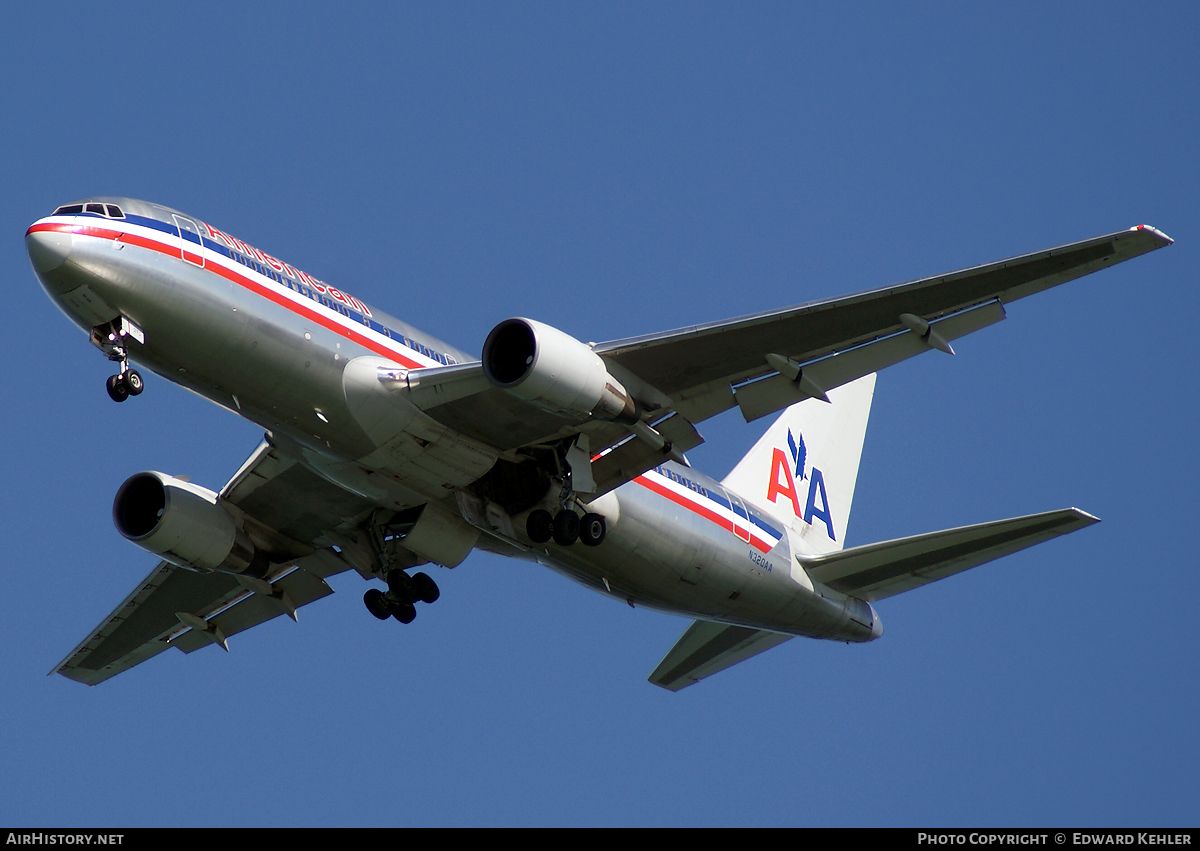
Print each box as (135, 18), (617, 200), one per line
(113, 472), (262, 575)
(482, 318), (638, 422)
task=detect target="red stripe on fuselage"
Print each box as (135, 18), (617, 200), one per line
(29, 221), (426, 369)
(634, 473), (772, 553)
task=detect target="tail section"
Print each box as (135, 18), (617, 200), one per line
(722, 373), (876, 554)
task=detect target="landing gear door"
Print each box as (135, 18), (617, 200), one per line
(173, 214), (205, 268)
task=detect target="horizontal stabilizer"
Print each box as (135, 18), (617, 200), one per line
(648, 619), (792, 692)
(800, 508), (1098, 601)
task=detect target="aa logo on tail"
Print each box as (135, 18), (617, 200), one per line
(766, 429), (836, 541)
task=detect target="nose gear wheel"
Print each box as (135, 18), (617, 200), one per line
(105, 369), (143, 403)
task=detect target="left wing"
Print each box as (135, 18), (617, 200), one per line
(52, 551), (348, 686)
(52, 440), (379, 685)
(648, 619), (792, 692)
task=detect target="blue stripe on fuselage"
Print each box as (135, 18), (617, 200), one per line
(656, 462), (783, 541)
(112, 213), (460, 366)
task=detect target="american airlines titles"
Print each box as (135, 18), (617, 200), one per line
(201, 222), (372, 317)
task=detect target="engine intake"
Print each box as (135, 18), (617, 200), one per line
(113, 472), (263, 575)
(482, 318), (638, 422)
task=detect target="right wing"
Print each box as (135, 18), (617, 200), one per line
(800, 508), (1099, 602)
(52, 440), (382, 686)
(596, 226), (1172, 425)
(409, 227), (1172, 498)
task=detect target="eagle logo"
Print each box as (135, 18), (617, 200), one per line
(787, 428), (807, 482)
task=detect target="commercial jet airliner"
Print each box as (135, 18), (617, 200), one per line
(26, 198), (1172, 689)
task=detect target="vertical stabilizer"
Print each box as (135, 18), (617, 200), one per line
(722, 373), (875, 554)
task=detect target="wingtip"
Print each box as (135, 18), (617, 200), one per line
(1067, 507), (1101, 525)
(1132, 224), (1174, 246)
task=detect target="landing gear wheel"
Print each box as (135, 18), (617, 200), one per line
(106, 374), (129, 403)
(386, 569), (414, 601)
(124, 369), (144, 396)
(579, 513), (607, 547)
(391, 601), (417, 624)
(552, 510), (580, 546)
(526, 509), (554, 544)
(411, 571), (440, 604)
(364, 588), (391, 620)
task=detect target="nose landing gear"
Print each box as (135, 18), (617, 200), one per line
(92, 317), (145, 403)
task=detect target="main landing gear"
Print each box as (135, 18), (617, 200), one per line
(526, 508), (606, 547)
(363, 569), (440, 624)
(520, 440), (607, 548)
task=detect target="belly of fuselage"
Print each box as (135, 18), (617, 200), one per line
(534, 478), (876, 642)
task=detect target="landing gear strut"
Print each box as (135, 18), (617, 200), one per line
(363, 569), (440, 624)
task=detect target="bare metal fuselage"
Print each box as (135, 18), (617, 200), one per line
(27, 197), (880, 645)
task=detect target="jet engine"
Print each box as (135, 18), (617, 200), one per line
(112, 472), (264, 575)
(482, 318), (638, 422)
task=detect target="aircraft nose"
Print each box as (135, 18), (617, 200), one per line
(26, 228), (73, 275)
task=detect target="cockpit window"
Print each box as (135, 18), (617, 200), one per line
(52, 203), (125, 218)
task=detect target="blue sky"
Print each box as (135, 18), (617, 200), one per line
(1, 3), (1195, 827)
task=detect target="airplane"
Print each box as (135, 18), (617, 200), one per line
(26, 198), (1172, 690)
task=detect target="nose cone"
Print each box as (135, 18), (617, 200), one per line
(26, 227), (73, 275)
